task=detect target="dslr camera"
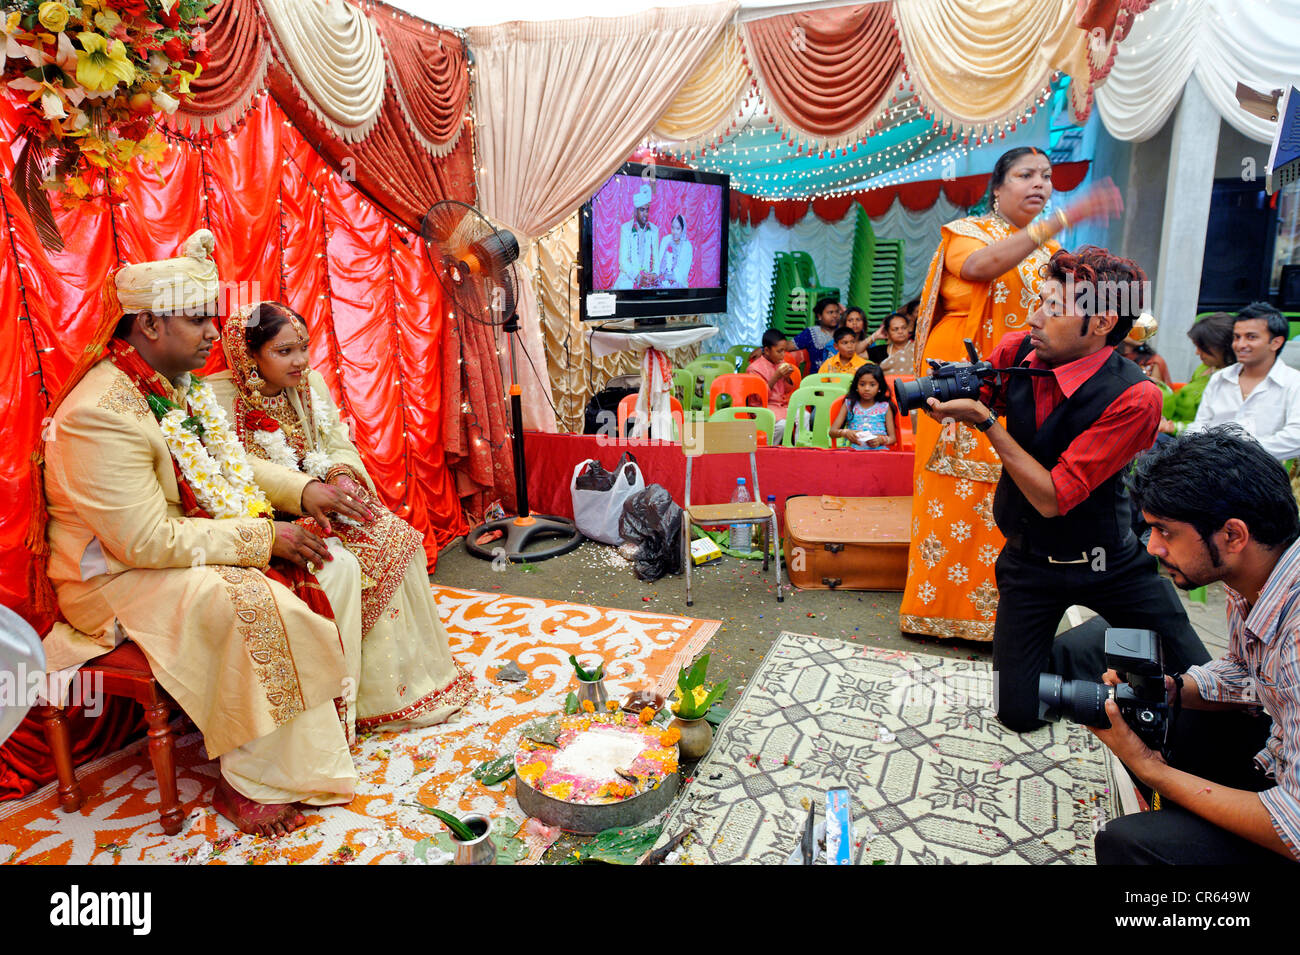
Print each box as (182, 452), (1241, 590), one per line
(894, 339), (998, 414)
(1037, 628), (1170, 751)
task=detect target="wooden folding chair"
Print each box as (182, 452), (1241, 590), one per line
(681, 420), (783, 607)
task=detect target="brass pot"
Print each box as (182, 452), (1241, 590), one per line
(671, 715), (713, 760)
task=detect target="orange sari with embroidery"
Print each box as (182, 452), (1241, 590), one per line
(899, 215), (1059, 641)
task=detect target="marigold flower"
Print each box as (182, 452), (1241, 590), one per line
(581, 699), (594, 714)
(605, 700), (618, 711)
(638, 707), (655, 724)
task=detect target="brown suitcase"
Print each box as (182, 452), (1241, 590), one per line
(783, 494), (911, 591)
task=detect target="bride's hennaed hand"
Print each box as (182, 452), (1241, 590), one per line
(301, 480), (377, 533)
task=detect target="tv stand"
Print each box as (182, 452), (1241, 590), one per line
(594, 317), (712, 333)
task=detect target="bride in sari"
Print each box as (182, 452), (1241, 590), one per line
(209, 302), (476, 734)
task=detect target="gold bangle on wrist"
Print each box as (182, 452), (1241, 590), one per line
(1055, 208), (1070, 231)
(1026, 221), (1050, 246)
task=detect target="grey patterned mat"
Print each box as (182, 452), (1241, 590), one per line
(656, 632), (1118, 864)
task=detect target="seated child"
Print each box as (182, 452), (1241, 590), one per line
(830, 363), (896, 451)
(747, 328), (798, 442)
(818, 326), (868, 377)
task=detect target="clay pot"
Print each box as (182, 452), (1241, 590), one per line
(671, 715), (713, 760)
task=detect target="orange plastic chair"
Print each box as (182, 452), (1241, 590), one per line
(708, 372), (769, 414)
(617, 393), (684, 439)
(885, 374), (916, 452)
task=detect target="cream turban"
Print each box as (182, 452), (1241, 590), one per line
(633, 185), (652, 208)
(115, 229), (220, 314)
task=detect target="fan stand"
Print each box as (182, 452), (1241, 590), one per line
(464, 314), (584, 562)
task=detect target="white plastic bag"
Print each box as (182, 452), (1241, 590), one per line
(570, 453), (644, 545)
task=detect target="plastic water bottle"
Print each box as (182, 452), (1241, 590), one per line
(730, 478), (751, 551)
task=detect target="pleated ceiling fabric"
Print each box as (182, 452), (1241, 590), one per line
(174, 0), (271, 134)
(1095, 0), (1300, 143)
(372, 3), (471, 157)
(743, 4), (903, 152)
(467, 0), (737, 240)
(894, 0), (1083, 132)
(261, 0), (389, 142)
(651, 23), (753, 155)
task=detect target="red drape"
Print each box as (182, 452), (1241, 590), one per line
(730, 160), (1091, 225)
(0, 93), (480, 798)
(371, 3), (471, 150)
(744, 4), (902, 138)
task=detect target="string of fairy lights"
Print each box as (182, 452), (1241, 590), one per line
(657, 77), (1065, 201)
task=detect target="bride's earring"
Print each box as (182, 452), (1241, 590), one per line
(247, 367), (265, 391)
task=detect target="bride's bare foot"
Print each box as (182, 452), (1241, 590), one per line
(213, 776), (308, 837)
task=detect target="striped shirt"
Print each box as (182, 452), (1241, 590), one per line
(980, 331), (1162, 515)
(1185, 537), (1300, 860)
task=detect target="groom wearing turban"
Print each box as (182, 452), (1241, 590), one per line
(615, 183), (660, 290)
(39, 230), (376, 836)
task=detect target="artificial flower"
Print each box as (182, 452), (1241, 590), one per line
(93, 9), (122, 33)
(114, 0), (151, 14)
(161, 36), (185, 61)
(38, 2), (71, 33)
(75, 32), (136, 92)
(151, 88), (178, 113)
(245, 409), (279, 432)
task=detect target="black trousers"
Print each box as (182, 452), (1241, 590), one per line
(1095, 707), (1295, 865)
(991, 536), (1211, 732)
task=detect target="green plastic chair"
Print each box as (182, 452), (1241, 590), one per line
(672, 368), (698, 412)
(727, 344), (762, 372)
(683, 359), (736, 411)
(694, 352), (732, 366)
(783, 386), (847, 448)
(710, 406), (776, 445)
(805, 372), (850, 389)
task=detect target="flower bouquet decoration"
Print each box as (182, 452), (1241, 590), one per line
(2, 0), (216, 249)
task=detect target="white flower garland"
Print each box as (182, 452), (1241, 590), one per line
(249, 385), (337, 480)
(157, 377), (274, 520)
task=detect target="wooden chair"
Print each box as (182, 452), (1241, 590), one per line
(39, 641), (185, 835)
(681, 420), (783, 607)
(708, 372), (769, 414)
(617, 392), (684, 440)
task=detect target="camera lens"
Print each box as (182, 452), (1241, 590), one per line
(1037, 674), (1112, 728)
(894, 377), (932, 414)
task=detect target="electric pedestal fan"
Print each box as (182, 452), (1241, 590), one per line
(421, 200), (584, 562)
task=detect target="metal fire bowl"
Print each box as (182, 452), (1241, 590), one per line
(515, 772), (681, 835)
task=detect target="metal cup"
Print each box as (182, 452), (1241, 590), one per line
(451, 813), (497, 866)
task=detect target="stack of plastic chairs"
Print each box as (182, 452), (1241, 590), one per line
(846, 206), (904, 334)
(767, 250), (839, 338)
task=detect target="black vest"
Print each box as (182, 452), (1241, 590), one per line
(992, 337), (1149, 558)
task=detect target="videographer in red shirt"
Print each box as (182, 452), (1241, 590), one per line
(922, 247), (1210, 731)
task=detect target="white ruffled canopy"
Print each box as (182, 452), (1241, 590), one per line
(1096, 0), (1300, 144)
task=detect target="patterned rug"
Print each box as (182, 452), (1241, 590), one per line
(0, 586), (717, 865)
(654, 632), (1118, 865)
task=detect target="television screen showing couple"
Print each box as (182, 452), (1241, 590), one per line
(589, 170), (725, 293)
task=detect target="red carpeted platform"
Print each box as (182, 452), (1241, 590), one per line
(524, 433), (914, 524)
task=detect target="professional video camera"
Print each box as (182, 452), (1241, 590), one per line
(894, 339), (998, 414)
(1037, 628), (1170, 750)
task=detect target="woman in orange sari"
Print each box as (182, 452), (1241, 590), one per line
(900, 149), (1122, 640)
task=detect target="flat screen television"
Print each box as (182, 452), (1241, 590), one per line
(578, 162), (729, 323)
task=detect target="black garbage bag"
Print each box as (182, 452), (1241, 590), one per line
(618, 484), (683, 582)
(573, 459), (615, 492)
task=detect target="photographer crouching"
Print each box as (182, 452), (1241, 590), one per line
(1086, 428), (1298, 864)
(911, 246), (1209, 731)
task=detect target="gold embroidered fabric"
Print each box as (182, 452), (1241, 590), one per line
(234, 521), (274, 567)
(218, 565), (306, 725)
(95, 370), (151, 420)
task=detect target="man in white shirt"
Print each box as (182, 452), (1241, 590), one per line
(1188, 303), (1300, 461)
